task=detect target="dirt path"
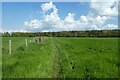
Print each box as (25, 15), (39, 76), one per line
(51, 38), (63, 78)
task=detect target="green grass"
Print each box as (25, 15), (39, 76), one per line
(2, 37), (119, 78)
(2, 37), (55, 78)
(53, 38), (118, 78)
(0, 37), (2, 79)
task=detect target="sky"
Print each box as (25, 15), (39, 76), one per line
(0, 2), (2, 33)
(1, 0), (119, 32)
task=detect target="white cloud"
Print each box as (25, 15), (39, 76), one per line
(80, 15), (110, 25)
(24, 19), (42, 29)
(90, 0), (118, 16)
(41, 1), (58, 14)
(1, 29), (27, 33)
(41, 1), (53, 12)
(24, 1), (118, 32)
(0, 29), (2, 33)
(65, 13), (75, 23)
(91, 25), (99, 30)
(89, 15), (110, 25)
(79, 15), (88, 22)
(103, 24), (118, 30)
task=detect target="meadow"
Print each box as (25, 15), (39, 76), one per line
(2, 37), (119, 78)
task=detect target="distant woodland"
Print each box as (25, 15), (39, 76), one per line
(2, 30), (120, 37)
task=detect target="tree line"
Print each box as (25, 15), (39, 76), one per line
(2, 30), (120, 37)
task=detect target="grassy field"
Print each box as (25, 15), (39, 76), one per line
(2, 37), (119, 78)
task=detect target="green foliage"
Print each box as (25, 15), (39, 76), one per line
(2, 30), (120, 37)
(2, 32), (10, 37)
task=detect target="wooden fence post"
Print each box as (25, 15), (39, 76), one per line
(41, 36), (42, 42)
(26, 39), (27, 47)
(30, 40), (31, 43)
(38, 38), (39, 43)
(9, 40), (11, 55)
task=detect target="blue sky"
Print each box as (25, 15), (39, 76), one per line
(0, 2), (2, 31)
(2, 1), (118, 32)
(2, 2), (44, 30)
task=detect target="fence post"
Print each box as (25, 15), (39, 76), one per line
(9, 40), (11, 55)
(30, 40), (31, 43)
(26, 39), (27, 47)
(38, 38), (39, 43)
(41, 36), (42, 42)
